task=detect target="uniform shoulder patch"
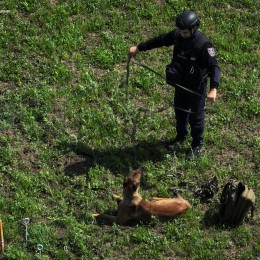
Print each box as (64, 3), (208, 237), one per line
(207, 48), (216, 57)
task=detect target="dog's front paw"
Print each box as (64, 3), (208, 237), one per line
(112, 194), (122, 201)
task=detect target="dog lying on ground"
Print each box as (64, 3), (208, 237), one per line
(93, 167), (191, 225)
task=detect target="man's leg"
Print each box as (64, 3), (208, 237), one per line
(174, 89), (189, 140)
(169, 90), (189, 151)
(187, 91), (206, 159)
(175, 109), (189, 141)
(189, 109), (204, 148)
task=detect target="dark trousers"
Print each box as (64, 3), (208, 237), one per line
(173, 86), (206, 148)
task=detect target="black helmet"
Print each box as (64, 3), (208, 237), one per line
(176, 11), (200, 30)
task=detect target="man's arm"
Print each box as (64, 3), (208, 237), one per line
(137, 30), (178, 51)
(129, 29), (179, 58)
(201, 43), (221, 102)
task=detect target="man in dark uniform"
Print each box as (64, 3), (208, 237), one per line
(129, 10), (221, 159)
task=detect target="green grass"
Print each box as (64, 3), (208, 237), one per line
(0, 0), (259, 259)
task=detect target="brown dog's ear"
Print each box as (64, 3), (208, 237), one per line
(137, 166), (145, 174)
(132, 170), (141, 183)
(133, 166), (144, 178)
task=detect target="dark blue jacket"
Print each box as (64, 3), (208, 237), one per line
(138, 29), (221, 89)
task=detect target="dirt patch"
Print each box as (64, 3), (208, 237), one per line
(49, 0), (57, 5)
(17, 144), (41, 172)
(60, 153), (92, 177)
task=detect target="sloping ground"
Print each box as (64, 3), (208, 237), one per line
(0, 0), (259, 258)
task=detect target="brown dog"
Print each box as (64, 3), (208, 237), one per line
(93, 168), (191, 225)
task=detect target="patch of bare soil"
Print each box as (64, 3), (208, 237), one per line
(49, 0), (57, 5)
(59, 153), (92, 177)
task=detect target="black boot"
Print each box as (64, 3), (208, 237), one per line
(186, 145), (203, 160)
(168, 136), (187, 152)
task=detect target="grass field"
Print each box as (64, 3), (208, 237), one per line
(0, 0), (259, 259)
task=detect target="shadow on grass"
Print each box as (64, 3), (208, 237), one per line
(94, 213), (144, 227)
(64, 139), (173, 177)
(202, 206), (242, 229)
(202, 206), (221, 227)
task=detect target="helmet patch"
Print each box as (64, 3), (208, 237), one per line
(207, 48), (215, 57)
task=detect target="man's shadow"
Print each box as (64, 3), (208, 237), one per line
(63, 139), (174, 178)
